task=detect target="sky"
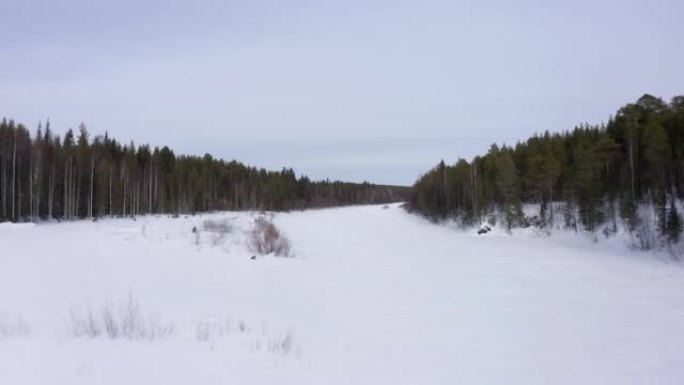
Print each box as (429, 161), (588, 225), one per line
(1, 0), (683, 185)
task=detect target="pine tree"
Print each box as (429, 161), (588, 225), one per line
(666, 200), (682, 244)
(493, 150), (523, 229)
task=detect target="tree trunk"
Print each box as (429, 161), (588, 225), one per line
(89, 151), (95, 218)
(29, 154), (33, 220)
(48, 165), (54, 218)
(11, 129), (17, 221)
(109, 165), (113, 217)
(64, 160), (69, 220)
(149, 166), (153, 214)
(1, 149), (6, 218)
(629, 139), (636, 200)
(123, 169), (127, 217)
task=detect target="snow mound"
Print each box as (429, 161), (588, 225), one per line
(0, 221), (36, 230)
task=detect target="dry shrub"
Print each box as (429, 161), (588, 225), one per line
(249, 217), (291, 257)
(0, 315), (30, 337)
(267, 330), (295, 355)
(202, 219), (233, 234)
(202, 219), (233, 246)
(68, 295), (173, 340)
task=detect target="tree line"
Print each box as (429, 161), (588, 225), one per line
(0, 120), (409, 222)
(409, 94), (684, 249)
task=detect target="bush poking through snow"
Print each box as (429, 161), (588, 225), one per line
(196, 317), (235, 342)
(68, 295), (173, 340)
(0, 315), (30, 337)
(201, 218), (233, 246)
(202, 219), (233, 234)
(249, 217), (292, 257)
(268, 330), (295, 355)
(64, 300), (299, 355)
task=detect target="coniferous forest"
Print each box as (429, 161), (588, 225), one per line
(409, 94), (684, 249)
(0, 121), (409, 222)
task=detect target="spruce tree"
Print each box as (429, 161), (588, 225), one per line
(666, 200), (682, 244)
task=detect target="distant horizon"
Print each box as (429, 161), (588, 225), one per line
(1, 91), (674, 186)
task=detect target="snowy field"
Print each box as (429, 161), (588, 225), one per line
(2, 203), (684, 384)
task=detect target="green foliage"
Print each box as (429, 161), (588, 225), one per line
(410, 94), (684, 247)
(493, 150), (523, 229)
(666, 200), (682, 243)
(0, 121), (410, 222)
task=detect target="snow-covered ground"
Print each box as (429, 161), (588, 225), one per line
(2, 203), (684, 384)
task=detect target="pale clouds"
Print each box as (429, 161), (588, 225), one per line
(1, 0), (683, 184)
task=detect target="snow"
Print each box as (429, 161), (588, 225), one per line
(2, 204), (684, 384)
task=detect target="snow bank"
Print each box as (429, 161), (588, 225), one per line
(0, 221), (36, 230)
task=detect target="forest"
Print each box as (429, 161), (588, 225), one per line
(409, 94), (684, 249)
(0, 121), (409, 222)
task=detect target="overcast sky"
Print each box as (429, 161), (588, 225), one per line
(1, 0), (683, 185)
